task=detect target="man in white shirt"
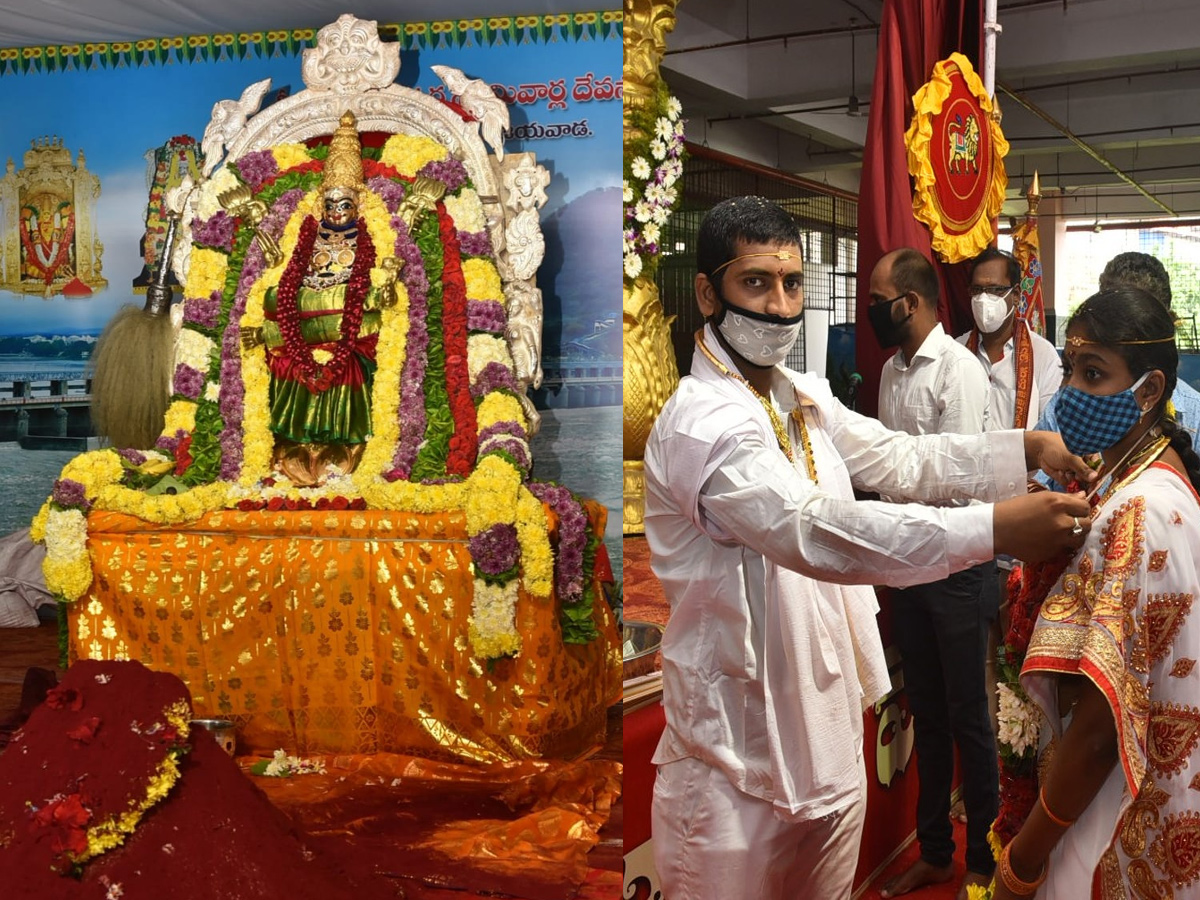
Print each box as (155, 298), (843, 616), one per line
(643, 196), (1095, 900)
(958, 247), (1063, 431)
(870, 248), (997, 899)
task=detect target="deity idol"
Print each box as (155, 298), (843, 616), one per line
(243, 111), (398, 486)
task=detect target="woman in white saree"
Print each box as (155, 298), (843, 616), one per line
(993, 288), (1200, 899)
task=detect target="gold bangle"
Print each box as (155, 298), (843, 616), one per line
(1039, 786), (1076, 828)
(998, 842), (1047, 896)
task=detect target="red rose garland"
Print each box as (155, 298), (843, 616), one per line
(273, 215), (376, 393)
(438, 209), (477, 476)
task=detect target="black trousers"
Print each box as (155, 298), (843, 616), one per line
(891, 560), (999, 876)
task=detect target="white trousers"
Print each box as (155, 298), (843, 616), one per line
(651, 755), (867, 900)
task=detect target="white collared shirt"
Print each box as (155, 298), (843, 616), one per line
(957, 322), (1064, 431)
(880, 322), (990, 436)
(643, 325), (1028, 822)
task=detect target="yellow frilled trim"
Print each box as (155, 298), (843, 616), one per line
(905, 51), (1010, 263)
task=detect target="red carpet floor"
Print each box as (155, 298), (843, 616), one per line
(857, 818), (969, 900)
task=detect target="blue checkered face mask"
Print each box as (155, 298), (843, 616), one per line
(1055, 372), (1151, 455)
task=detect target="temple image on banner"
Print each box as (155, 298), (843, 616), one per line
(0, 136), (107, 298)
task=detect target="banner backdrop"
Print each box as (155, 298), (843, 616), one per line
(0, 14), (621, 373)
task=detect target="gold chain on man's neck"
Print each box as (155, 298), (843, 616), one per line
(695, 330), (818, 483)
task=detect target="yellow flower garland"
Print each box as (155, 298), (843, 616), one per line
(272, 143), (312, 171)
(477, 392), (528, 432)
(187, 247), (229, 299)
(379, 133), (448, 177)
(514, 486), (553, 597)
(79, 700), (192, 863)
(163, 400), (197, 436)
(462, 257), (503, 301)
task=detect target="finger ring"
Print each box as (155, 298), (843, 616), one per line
(1072, 516), (1083, 536)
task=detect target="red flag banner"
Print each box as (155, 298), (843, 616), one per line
(1012, 216), (1047, 337)
(905, 52), (1009, 263)
(853, 0), (982, 418)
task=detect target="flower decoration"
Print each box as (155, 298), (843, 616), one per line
(33, 131), (605, 663)
(623, 89), (685, 282)
(249, 749), (327, 777)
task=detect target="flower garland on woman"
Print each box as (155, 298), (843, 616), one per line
(984, 289), (1200, 899)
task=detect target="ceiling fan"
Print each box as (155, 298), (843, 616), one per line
(808, 29), (869, 118)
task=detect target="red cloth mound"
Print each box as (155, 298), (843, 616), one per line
(0, 660), (397, 900)
(60, 277), (93, 297)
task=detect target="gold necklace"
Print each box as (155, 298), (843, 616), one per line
(1092, 434), (1170, 510)
(695, 330), (818, 483)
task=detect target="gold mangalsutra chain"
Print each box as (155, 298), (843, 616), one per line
(1092, 435), (1170, 511)
(695, 331), (818, 483)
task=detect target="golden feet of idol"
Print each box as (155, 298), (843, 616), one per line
(271, 439), (365, 487)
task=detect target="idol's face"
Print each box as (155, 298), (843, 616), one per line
(323, 194), (358, 227)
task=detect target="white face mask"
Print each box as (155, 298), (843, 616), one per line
(717, 302), (802, 367)
(971, 288), (1015, 334)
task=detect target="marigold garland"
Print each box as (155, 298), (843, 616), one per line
(77, 700), (191, 864)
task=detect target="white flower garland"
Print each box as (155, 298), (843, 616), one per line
(443, 188), (486, 234)
(466, 333), (514, 381)
(996, 680), (1041, 759)
(623, 95), (685, 281)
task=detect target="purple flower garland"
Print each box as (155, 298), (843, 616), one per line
(527, 482), (588, 604)
(466, 300), (506, 334)
(389, 216), (431, 480)
(190, 211), (237, 253)
(467, 522), (520, 579)
(116, 448), (147, 466)
(235, 150), (280, 193)
(366, 176), (407, 213)
(52, 478), (90, 510)
(172, 363), (205, 401)
(457, 230), (492, 258)
(417, 158), (468, 194)
(216, 186), (307, 481)
(182, 291), (223, 330)
(470, 362), (521, 399)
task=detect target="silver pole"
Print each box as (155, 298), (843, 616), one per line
(983, 0), (1001, 98)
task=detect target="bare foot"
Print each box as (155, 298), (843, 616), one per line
(955, 870), (992, 900)
(949, 798), (967, 823)
(879, 859), (955, 898)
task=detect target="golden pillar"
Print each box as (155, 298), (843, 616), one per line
(623, 0), (682, 535)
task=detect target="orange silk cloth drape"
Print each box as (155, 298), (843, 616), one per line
(68, 506), (622, 763)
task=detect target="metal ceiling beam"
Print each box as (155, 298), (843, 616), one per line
(664, 22), (876, 56)
(996, 79), (1176, 215)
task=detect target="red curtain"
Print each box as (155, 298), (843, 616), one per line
(854, 0), (982, 417)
